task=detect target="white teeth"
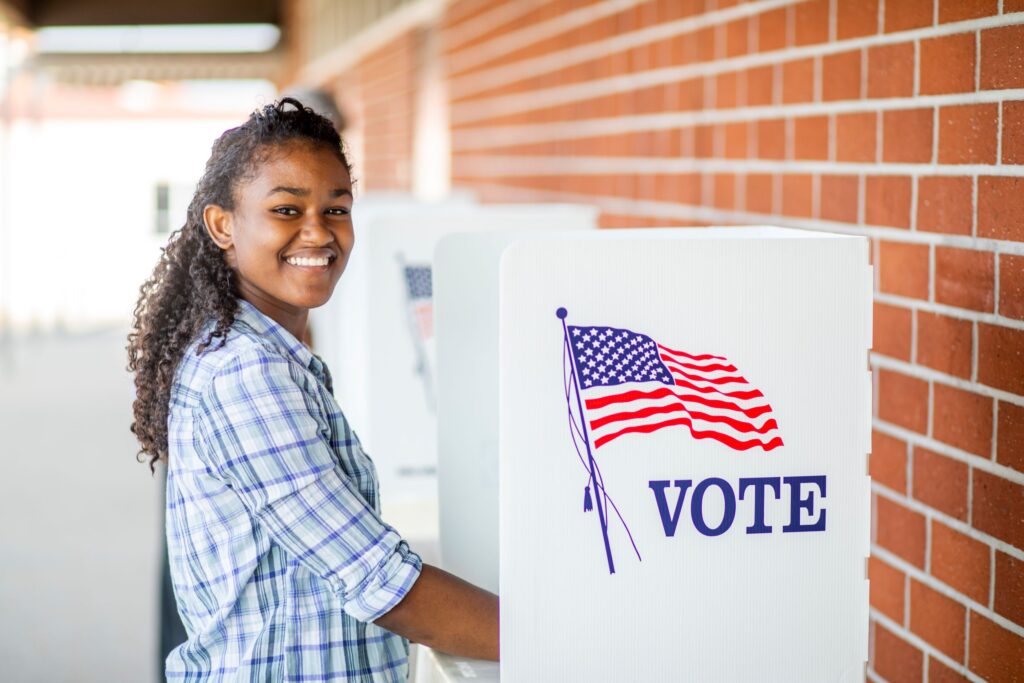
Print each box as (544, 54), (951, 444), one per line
(287, 256), (330, 267)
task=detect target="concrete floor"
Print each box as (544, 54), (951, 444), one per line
(0, 327), (161, 683)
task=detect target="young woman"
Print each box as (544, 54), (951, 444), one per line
(127, 98), (498, 680)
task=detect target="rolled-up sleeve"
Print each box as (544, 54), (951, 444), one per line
(194, 345), (421, 623)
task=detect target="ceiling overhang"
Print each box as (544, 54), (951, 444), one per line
(7, 0), (280, 27)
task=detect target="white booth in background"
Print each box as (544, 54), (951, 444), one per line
(310, 199), (598, 545)
(432, 227), (871, 682)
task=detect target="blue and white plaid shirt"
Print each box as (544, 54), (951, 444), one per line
(165, 298), (422, 681)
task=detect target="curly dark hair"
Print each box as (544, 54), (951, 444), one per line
(127, 97), (353, 471)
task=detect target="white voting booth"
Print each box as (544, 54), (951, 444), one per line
(431, 227), (871, 682)
(310, 200), (598, 541)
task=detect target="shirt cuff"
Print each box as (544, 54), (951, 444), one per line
(343, 539), (423, 623)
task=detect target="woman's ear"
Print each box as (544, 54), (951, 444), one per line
(203, 204), (233, 251)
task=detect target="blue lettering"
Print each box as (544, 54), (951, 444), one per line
(782, 475), (827, 533)
(648, 479), (693, 537)
(691, 477), (736, 537)
(738, 477), (781, 534)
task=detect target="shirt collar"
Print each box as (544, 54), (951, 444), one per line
(234, 298), (328, 382)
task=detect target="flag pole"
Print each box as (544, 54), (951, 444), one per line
(396, 251), (436, 412)
(558, 307), (615, 574)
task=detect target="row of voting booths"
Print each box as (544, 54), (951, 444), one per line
(310, 195), (872, 682)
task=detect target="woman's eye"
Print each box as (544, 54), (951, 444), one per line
(327, 207), (350, 216)
(273, 207), (299, 216)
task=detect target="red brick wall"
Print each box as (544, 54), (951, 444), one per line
(440, 1), (1024, 680)
(330, 31), (420, 191)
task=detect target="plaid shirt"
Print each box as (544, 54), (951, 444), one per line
(165, 298), (422, 681)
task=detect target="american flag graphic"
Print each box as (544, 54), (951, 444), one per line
(403, 265), (433, 341)
(557, 308), (783, 574)
(566, 323), (783, 452)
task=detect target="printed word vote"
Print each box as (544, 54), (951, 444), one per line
(648, 476), (827, 537)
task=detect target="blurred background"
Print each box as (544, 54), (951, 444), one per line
(0, 1), (1021, 681)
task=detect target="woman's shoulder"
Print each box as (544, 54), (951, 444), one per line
(172, 317), (285, 403)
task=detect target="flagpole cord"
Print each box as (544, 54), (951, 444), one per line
(558, 307), (616, 575)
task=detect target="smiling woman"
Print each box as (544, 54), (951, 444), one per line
(126, 98), (498, 681)
(201, 142), (355, 340)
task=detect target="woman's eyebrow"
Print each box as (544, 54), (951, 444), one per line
(266, 186), (352, 198)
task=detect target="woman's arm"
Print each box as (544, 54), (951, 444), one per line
(374, 564), (499, 661)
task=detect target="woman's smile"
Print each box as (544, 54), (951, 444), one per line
(283, 248), (338, 271)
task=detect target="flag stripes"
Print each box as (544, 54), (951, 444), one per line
(567, 323), (783, 452)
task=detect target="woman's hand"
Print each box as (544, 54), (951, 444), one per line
(373, 563), (499, 661)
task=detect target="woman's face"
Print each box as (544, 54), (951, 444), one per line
(205, 140), (354, 325)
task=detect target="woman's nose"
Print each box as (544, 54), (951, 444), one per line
(300, 216), (335, 243)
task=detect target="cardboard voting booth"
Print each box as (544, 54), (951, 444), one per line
(435, 227), (871, 682)
(310, 202), (598, 521)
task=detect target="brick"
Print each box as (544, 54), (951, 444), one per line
(835, 112), (877, 162)
(938, 104), (998, 164)
(978, 176), (1024, 242)
(981, 25), (1024, 90)
(782, 58), (814, 103)
(869, 556), (906, 622)
(794, 116), (828, 160)
(935, 247), (995, 312)
(879, 241), (929, 299)
(723, 122), (748, 159)
(872, 493), (929, 569)
(916, 312), (972, 379)
(713, 174), (735, 210)
(694, 124), (715, 158)
(934, 384), (993, 456)
(746, 65), (774, 106)
(724, 18), (748, 57)
(885, 0), (934, 32)
(1001, 255), (1024, 320)
(912, 446), (969, 519)
(968, 612), (1024, 683)
(744, 174), (773, 214)
(794, 0), (829, 46)
(931, 520), (992, 604)
(1007, 0), (1024, 10)
(715, 71), (740, 108)
(916, 176), (972, 235)
(782, 174), (812, 217)
(866, 176), (912, 228)
(874, 622), (923, 683)
(1003, 101), (1024, 165)
(757, 119), (786, 159)
(928, 657), (970, 683)
(868, 42), (915, 98)
(973, 469), (1024, 548)
(883, 108), (934, 163)
(837, 0), (879, 39)
(919, 33), (976, 94)
(909, 579), (966, 661)
(757, 7), (787, 53)
(996, 552), (1024, 628)
(820, 174), (858, 223)
(998, 401), (1024, 473)
(675, 77), (704, 111)
(878, 368), (929, 434)
(872, 429), (908, 492)
(822, 50), (862, 101)
(939, 0), (998, 22)
(995, 557), (1024, 630)
(978, 324), (1024, 395)
(873, 302), (912, 361)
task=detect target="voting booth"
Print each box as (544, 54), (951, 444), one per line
(434, 227), (871, 682)
(310, 200), (598, 533)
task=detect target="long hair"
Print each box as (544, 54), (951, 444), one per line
(126, 97), (353, 471)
